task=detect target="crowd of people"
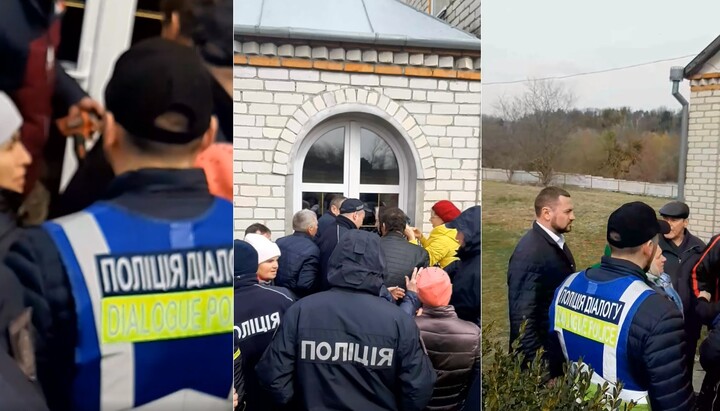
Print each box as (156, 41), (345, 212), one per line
(0, 0), (236, 409)
(233, 198), (481, 411)
(508, 186), (720, 410)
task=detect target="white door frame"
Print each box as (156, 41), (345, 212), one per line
(60, 0), (139, 192)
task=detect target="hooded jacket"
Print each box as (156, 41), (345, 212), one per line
(233, 240), (294, 411)
(445, 206), (480, 325)
(256, 230), (436, 411)
(316, 214), (357, 290)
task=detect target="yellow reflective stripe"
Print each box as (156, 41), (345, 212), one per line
(233, 348), (241, 360)
(101, 287), (233, 344)
(555, 306), (619, 348)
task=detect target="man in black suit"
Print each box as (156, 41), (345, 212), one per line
(507, 186), (576, 378)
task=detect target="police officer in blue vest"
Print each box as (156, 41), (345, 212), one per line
(549, 202), (694, 410)
(1, 38), (233, 411)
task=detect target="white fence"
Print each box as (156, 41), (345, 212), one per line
(482, 168), (678, 198)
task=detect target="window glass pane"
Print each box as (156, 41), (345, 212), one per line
(360, 128), (399, 185)
(303, 127), (345, 184)
(58, 1), (86, 63)
(301, 192), (343, 219)
(359, 193), (399, 233)
(132, 0), (163, 45)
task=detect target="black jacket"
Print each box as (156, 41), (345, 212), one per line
(234, 345), (245, 410)
(316, 211), (336, 240)
(275, 232), (321, 297)
(316, 215), (356, 290)
(507, 221), (575, 371)
(379, 232), (429, 289)
(699, 314), (720, 410)
(1, 169), (225, 410)
(674, 239), (707, 376)
(690, 234), (720, 317)
(549, 257), (694, 411)
(234, 271), (294, 411)
(660, 230), (705, 285)
(257, 230), (436, 411)
(445, 206), (480, 326)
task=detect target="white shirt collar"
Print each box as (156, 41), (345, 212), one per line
(537, 221), (565, 249)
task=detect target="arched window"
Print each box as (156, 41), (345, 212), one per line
(295, 116), (414, 230)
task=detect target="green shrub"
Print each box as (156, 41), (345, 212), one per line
(482, 322), (637, 411)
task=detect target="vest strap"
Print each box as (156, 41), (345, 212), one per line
(53, 211), (136, 411)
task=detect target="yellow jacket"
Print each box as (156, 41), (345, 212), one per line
(418, 224), (460, 268)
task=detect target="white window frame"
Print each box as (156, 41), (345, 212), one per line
(59, 0), (140, 192)
(293, 117), (409, 214)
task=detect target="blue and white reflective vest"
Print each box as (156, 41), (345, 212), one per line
(43, 199), (233, 411)
(549, 270), (654, 405)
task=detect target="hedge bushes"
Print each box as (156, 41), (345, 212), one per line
(482, 322), (637, 410)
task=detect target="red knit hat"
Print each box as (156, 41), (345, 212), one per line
(417, 267), (452, 307)
(195, 142), (232, 202)
(432, 200), (461, 223)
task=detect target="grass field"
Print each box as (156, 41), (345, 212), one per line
(481, 180), (668, 343)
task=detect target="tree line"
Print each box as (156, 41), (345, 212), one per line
(483, 81), (682, 185)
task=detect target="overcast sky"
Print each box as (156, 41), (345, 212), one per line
(482, 0), (720, 114)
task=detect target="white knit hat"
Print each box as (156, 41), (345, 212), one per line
(244, 233), (281, 264)
(0, 92), (22, 146)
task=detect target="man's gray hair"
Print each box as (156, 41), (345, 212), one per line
(293, 209), (318, 232)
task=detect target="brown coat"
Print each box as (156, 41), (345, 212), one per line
(415, 306), (480, 411)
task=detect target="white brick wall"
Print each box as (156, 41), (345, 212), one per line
(686, 89), (720, 242)
(233, 67), (480, 239)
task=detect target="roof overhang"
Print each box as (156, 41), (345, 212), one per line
(684, 34), (720, 79)
(233, 0), (481, 52)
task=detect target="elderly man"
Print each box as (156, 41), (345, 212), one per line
(658, 201), (705, 280)
(276, 210), (321, 297)
(657, 201), (705, 377)
(316, 198), (371, 290)
(316, 194), (346, 239)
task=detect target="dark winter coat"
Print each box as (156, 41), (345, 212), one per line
(699, 312), (720, 411)
(415, 306), (480, 411)
(234, 257), (294, 411)
(380, 231), (429, 289)
(548, 257), (695, 411)
(256, 230), (436, 411)
(445, 206), (481, 326)
(316, 214), (356, 290)
(507, 220), (575, 373)
(276, 232), (321, 297)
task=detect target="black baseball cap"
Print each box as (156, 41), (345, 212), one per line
(607, 202), (671, 248)
(104, 37), (213, 144)
(339, 198), (372, 214)
(191, 0), (233, 67)
(659, 201), (690, 219)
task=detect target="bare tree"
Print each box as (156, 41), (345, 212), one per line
(494, 80), (575, 186)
